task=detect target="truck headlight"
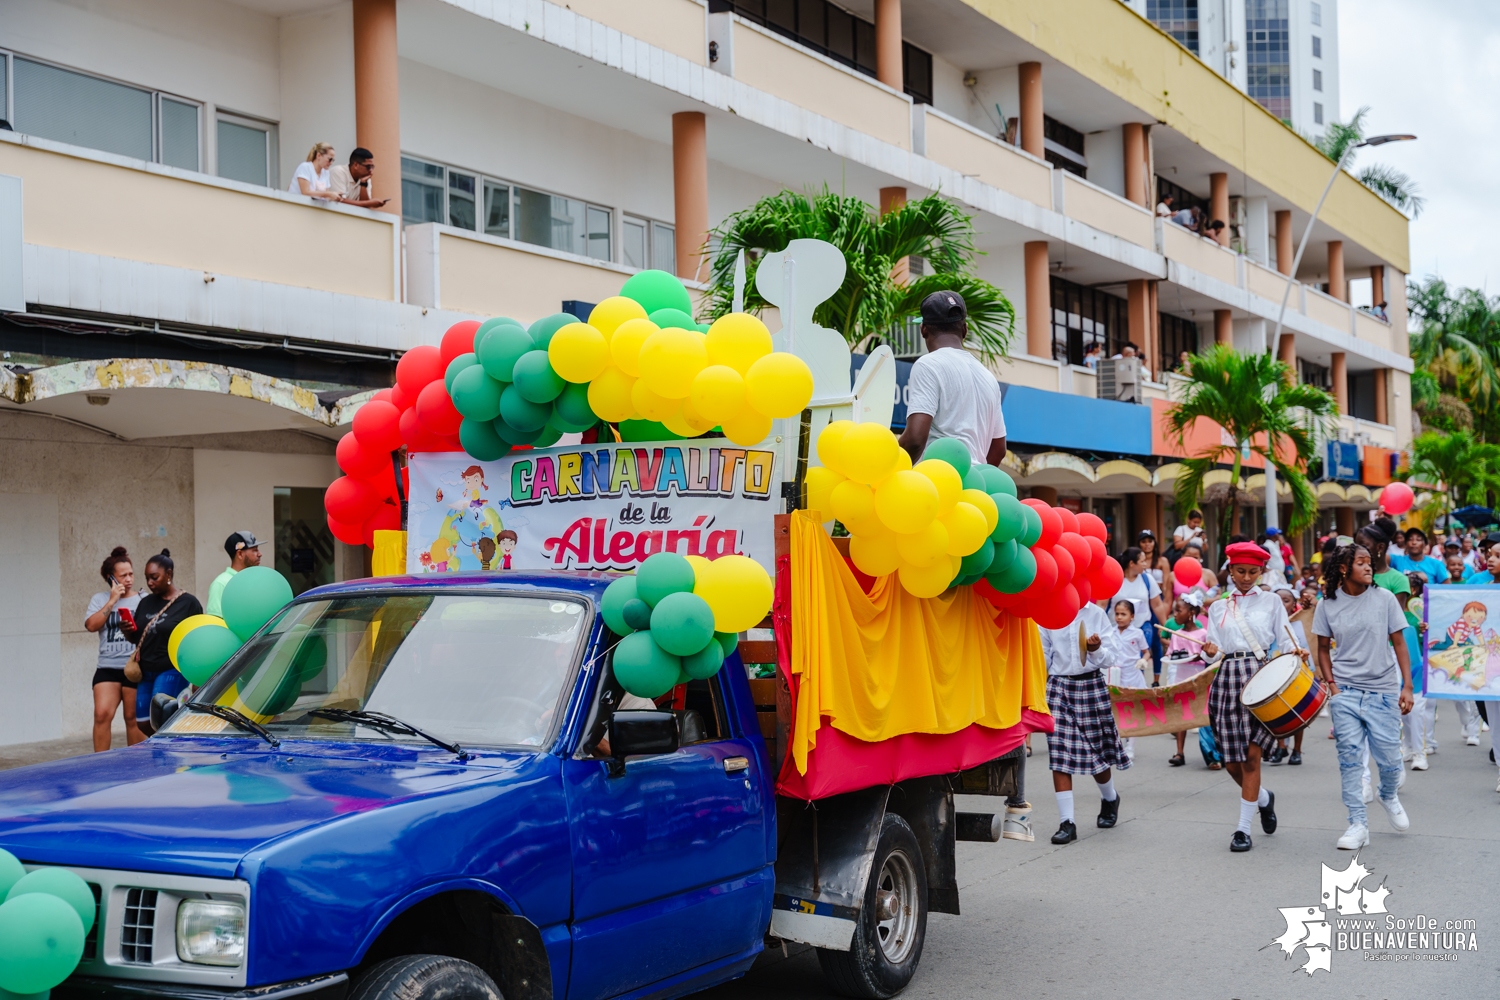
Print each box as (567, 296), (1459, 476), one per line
(176, 899), (246, 966)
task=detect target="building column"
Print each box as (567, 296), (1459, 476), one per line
(672, 111), (709, 281)
(1127, 279), (1151, 372)
(881, 186), (908, 284)
(1132, 493), (1162, 547)
(1029, 485), (1059, 505)
(1278, 333), (1297, 385)
(1123, 123), (1147, 207)
(1328, 240), (1346, 301)
(1374, 368), (1388, 424)
(352, 0), (401, 219)
(1275, 209), (1293, 275)
(1025, 241), (1051, 357)
(1331, 351), (1348, 414)
(1370, 264), (1386, 308)
(1147, 280), (1159, 373)
(1019, 62), (1043, 159)
(1214, 309), (1233, 346)
(874, 0), (903, 91)
(1335, 507), (1355, 538)
(1210, 172), (1230, 247)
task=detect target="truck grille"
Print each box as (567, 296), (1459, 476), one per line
(121, 888), (158, 963)
(83, 883), (102, 960)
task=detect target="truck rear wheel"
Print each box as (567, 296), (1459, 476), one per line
(816, 813), (928, 998)
(349, 955), (504, 1000)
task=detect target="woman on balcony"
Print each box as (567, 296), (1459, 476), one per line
(290, 143), (340, 202)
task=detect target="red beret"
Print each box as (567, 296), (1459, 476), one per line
(1226, 541), (1270, 567)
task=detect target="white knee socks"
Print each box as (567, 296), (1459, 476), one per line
(1096, 776), (1118, 802)
(1056, 790), (1075, 823)
(1237, 798), (1257, 834)
(1257, 787), (1270, 808)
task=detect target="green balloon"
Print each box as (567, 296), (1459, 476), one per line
(528, 313), (578, 349)
(959, 538), (995, 578)
(477, 325), (534, 382)
(649, 592), (716, 656)
(451, 365), (504, 421)
(552, 381), (596, 432)
(221, 566), (293, 642)
(922, 438), (971, 479)
(962, 467), (988, 492)
(459, 418), (510, 461)
(954, 572), (983, 588)
(648, 307), (697, 331)
(715, 631), (740, 657)
(0, 851), (25, 901)
(176, 624), (242, 686)
(986, 545), (1037, 594)
(234, 625), (322, 717)
(695, 323), (711, 333)
(980, 465), (1017, 497)
(991, 493), (1028, 543)
(682, 638), (725, 680)
(636, 552), (696, 606)
(444, 352), (479, 393)
(0, 893), (84, 995)
(622, 270), (694, 316)
(6, 869), (95, 935)
(988, 538), (1019, 574)
(618, 418), (685, 441)
(476, 317), (522, 342)
(621, 598), (653, 632)
(1018, 504), (1044, 548)
(499, 384), (551, 432)
(601, 577), (640, 635)
(513, 350), (566, 404)
(493, 417), (542, 446)
(532, 422), (563, 448)
(612, 632), (681, 699)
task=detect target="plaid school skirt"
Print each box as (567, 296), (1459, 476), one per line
(1208, 652), (1278, 763)
(1046, 671), (1130, 775)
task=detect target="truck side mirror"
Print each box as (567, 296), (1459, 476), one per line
(150, 693), (181, 730)
(606, 710), (679, 776)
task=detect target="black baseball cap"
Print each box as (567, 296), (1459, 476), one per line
(225, 531), (260, 557)
(920, 290), (967, 325)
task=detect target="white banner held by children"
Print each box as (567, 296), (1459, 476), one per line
(1423, 585), (1500, 700)
(406, 439), (780, 575)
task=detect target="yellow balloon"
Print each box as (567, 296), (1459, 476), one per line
(706, 312), (774, 375)
(805, 465), (846, 517)
(662, 401), (716, 438)
(588, 295), (648, 337)
(841, 423), (900, 485)
(631, 378), (684, 422)
(896, 520), (950, 567)
(609, 318), (660, 377)
(943, 501), (989, 556)
(721, 407), (773, 446)
(872, 445), (913, 489)
(587, 366), (638, 423)
(874, 470), (939, 534)
(694, 555), (774, 633)
(849, 531), (901, 577)
(684, 554), (712, 580)
(547, 322), (610, 383)
(168, 614), (227, 670)
(898, 559), (957, 599)
(829, 480), (877, 528)
(959, 488), (999, 533)
(639, 327), (708, 399)
(817, 420), (854, 478)
(914, 459), (963, 517)
(688, 365), (747, 424)
(744, 352), (814, 418)
(841, 510), (887, 536)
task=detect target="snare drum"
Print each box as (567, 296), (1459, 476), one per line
(1240, 652), (1327, 737)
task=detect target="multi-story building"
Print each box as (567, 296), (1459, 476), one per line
(0, 0), (1409, 747)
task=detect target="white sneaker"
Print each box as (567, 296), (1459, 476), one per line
(1402, 748), (1414, 762)
(1466, 735), (1481, 747)
(1425, 743), (1438, 755)
(1379, 795), (1410, 831)
(1494, 773), (1500, 794)
(1411, 752), (1429, 771)
(1002, 811), (1035, 842)
(1362, 779), (1374, 803)
(1397, 766), (1406, 790)
(1484, 720), (1491, 732)
(1338, 823), (1370, 850)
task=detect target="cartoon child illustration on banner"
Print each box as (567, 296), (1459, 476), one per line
(1424, 588), (1500, 698)
(434, 465), (507, 571)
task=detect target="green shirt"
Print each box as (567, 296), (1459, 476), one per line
(1374, 567), (1411, 603)
(205, 566), (238, 617)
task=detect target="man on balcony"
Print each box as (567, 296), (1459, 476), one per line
(898, 291), (1007, 467)
(329, 148), (389, 210)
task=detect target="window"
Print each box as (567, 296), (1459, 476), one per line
(1246, 0), (1291, 120)
(1043, 115), (1088, 178)
(1313, 102), (1323, 125)
(274, 487), (335, 596)
(483, 181), (511, 238)
(159, 98), (200, 171)
(1310, 1), (1321, 26)
(515, 187), (611, 261)
(653, 223), (676, 274)
(401, 157), (446, 225)
(1050, 276), (1128, 366)
(622, 216), (677, 271)
(448, 169), (477, 230)
(1312, 68), (1323, 91)
(1147, 0), (1200, 55)
(216, 114), (277, 188)
(1311, 35), (1322, 58)
(1159, 313), (1200, 370)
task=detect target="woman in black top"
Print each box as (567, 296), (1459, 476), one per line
(131, 550), (202, 735)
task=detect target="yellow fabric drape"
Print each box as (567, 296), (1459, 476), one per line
(372, 530), (408, 576)
(788, 511), (1051, 774)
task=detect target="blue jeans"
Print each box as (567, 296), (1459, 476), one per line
(136, 669), (189, 723)
(1330, 688), (1403, 826)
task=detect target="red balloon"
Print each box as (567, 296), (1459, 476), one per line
(1034, 506), (1063, 549)
(396, 344), (446, 398)
(1085, 535), (1108, 573)
(416, 380), (464, 436)
(1053, 506), (1079, 535)
(1028, 547), (1058, 594)
(390, 382), (412, 412)
(1075, 511), (1107, 542)
(1381, 481), (1415, 515)
(1173, 556), (1204, 589)
(433, 434), (465, 452)
(372, 388), (393, 403)
(362, 502), (402, 546)
(1051, 542), (1075, 588)
(325, 475), (381, 524)
(1091, 555), (1125, 603)
(1074, 576), (1092, 607)
(400, 404), (445, 451)
(327, 512), (364, 546)
(1059, 532), (1093, 576)
(353, 399), (404, 453)
(336, 432), (388, 478)
(441, 320), (482, 365)
(1033, 584), (1081, 629)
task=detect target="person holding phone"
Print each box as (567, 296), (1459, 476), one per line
(131, 550), (203, 736)
(84, 546), (145, 750)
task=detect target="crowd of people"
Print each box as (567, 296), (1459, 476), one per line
(1156, 192), (1227, 243)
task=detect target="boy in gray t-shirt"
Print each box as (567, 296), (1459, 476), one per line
(1312, 544), (1414, 851)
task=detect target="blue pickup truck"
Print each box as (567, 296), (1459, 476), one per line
(0, 572), (1020, 1000)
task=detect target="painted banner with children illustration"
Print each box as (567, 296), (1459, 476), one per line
(405, 440), (780, 575)
(1423, 585), (1500, 700)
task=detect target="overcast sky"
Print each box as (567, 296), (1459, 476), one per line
(1340, 0), (1500, 297)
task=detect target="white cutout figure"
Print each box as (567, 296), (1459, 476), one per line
(756, 238), (850, 403)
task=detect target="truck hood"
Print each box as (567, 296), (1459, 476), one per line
(0, 738), (506, 878)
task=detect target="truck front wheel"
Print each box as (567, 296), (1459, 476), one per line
(349, 955), (504, 1000)
(816, 813), (928, 998)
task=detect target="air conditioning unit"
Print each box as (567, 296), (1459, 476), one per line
(1096, 357), (1142, 403)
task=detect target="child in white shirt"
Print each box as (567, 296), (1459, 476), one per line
(1113, 600), (1151, 688)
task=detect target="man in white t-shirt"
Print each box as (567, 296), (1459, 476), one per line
(1173, 510), (1206, 549)
(898, 291), (1007, 466)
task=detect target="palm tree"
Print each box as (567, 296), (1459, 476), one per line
(704, 189), (1015, 359)
(1406, 430), (1500, 528)
(1311, 107), (1425, 218)
(1166, 346), (1339, 553)
(1407, 277), (1500, 435)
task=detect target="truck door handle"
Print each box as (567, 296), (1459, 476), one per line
(723, 756), (750, 774)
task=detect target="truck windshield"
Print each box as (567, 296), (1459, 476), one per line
(169, 593), (588, 749)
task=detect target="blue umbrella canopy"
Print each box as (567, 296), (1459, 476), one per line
(1450, 505), (1497, 528)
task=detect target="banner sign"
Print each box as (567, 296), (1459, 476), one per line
(1110, 666), (1219, 736)
(406, 440), (780, 575)
(1422, 586), (1500, 700)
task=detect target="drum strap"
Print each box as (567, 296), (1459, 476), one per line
(1229, 597), (1267, 663)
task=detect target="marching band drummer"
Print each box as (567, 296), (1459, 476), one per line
(1199, 541), (1304, 853)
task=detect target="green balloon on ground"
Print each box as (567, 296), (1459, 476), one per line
(959, 538), (995, 578)
(6, 869), (95, 935)
(532, 422), (563, 448)
(636, 552), (696, 606)
(682, 639), (725, 680)
(715, 631), (739, 656)
(451, 365), (504, 421)
(612, 632), (681, 699)
(988, 538), (1019, 574)
(499, 384), (551, 432)
(601, 577), (640, 635)
(986, 545), (1037, 594)
(477, 325), (534, 382)
(979, 465), (1017, 497)
(444, 352), (479, 393)
(922, 438), (971, 479)
(648, 307), (697, 331)
(991, 493), (1027, 543)
(1018, 504), (1044, 548)
(528, 313), (578, 349)
(0, 850), (25, 900)
(621, 599), (653, 632)
(618, 418), (685, 441)
(649, 591), (716, 656)
(552, 381), (596, 432)
(459, 418), (510, 461)
(176, 624), (242, 686)
(622, 270), (694, 316)
(221, 566), (293, 642)
(0, 893), (85, 995)
(492, 417), (542, 446)
(513, 350), (566, 403)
